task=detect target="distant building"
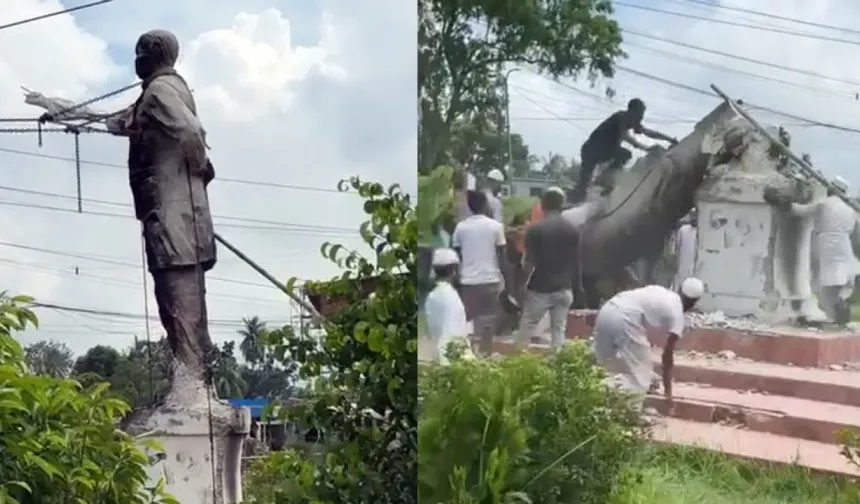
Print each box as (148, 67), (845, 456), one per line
(507, 174), (566, 198)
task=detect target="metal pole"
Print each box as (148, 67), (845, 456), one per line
(503, 68), (521, 186)
(213, 232), (325, 323)
(710, 84), (860, 215)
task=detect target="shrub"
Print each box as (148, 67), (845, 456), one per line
(0, 292), (175, 504)
(418, 342), (645, 504)
(243, 178), (417, 503)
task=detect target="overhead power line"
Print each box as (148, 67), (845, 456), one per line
(0, 0), (115, 31)
(623, 30), (860, 88)
(614, 66), (860, 135)
(0, 240), (297, 291)
(0, 146), (347, 195)
(615, 2), (860, 47)
(0, 184), (357, 236)
(0, 257), (290, 306)
(673, 0), (860, 36)
(624, 42), (857, 101)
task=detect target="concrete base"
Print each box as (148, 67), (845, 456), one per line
(122, 363), (251, 504)
(564, 309), (860, 367)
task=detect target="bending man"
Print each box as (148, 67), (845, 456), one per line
(572, 98), (677, 203)
(592, 277), (704, 410)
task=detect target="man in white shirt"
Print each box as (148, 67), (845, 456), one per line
(424, 248), (471, 364)
(779, 177), (860, 326)
(672, 210), (698, 290)
(484, 169), (505, 222)
(453, 190), (507, 355)
(591, 277), (705, 410)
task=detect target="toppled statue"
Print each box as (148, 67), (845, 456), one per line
(107, 30), (247, 504)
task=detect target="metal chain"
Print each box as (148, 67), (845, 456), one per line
(39, 81), (140, 123)
(0, 126), (110, 134)
(74, 132), (82, 213)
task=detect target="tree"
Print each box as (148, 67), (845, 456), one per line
(74, 340), (171, 409)
(418, 0), (625, 173)
(238, 316), (267, 367)
(448, 117), (534, 176)
(0, 292), (176, 503)
(24, 339), (74, 378)
(74, 344), (121, 378)
(244, 178), (417, 503)
(212, 341), (247, 399)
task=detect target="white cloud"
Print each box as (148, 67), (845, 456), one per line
(0, 0), (415, 353)
(509, 0), (860, 186)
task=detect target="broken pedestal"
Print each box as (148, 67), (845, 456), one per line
(122, 363), (251, 504)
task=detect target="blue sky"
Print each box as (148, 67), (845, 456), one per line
(0, 0), (415, 353)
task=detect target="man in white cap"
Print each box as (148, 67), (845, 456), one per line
(591, 277), (705, 410)
(424, 248), (471, 364)
(517, 187), (580, 349)
(780, 176), (860, 326)
(484, 169), (506, 222)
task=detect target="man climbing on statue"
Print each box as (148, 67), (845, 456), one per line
(572, 98), (678, 203)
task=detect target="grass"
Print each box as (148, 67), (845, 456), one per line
(613, 445), (859, 504)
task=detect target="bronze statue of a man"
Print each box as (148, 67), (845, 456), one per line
(108, 30), (217, 384)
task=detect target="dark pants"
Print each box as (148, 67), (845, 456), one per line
(459, 283), (501, 356)
(572, 144), (632, 203)
(152, 265), (215, 378)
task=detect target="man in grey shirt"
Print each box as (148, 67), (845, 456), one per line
(517, 187), (581, 349)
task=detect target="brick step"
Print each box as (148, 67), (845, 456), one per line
(651, 417), (860, 477)
(657, 351), (860, 407)
(564, 310), (860, 367)
(645, 382), (860, 444)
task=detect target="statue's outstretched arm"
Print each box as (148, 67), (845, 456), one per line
(105, 105), (134, 137)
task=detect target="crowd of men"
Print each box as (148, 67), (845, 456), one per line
(424, 97), (860, 411)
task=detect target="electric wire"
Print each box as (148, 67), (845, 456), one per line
(672, 0), (860, 36)
(0, 0), (115, 31)
(623, 41), (857, 101)
(0, 184), (358, 236)
(0, 145), (348, 194)
(615, 1), (860, 47)
(623, 30), (860, 88)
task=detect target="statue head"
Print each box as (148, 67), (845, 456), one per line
(135, 29), (180, 80)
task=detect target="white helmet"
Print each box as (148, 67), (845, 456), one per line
(680, 277), (705, 299)
(487, 169), (505, 182)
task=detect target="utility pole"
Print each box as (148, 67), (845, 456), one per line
(502, 68), (521, 191)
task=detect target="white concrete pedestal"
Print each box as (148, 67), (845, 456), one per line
(694, 127), (827, 323)
(122, 363), (251, 504)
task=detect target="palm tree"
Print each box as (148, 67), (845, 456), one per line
(238, 316), (267, 367)
(213, 342), (247, 399)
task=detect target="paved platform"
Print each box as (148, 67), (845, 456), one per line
(645, 382), (860, 444)
(651, 417), (860, 476)
(659, 351), (860, 407)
